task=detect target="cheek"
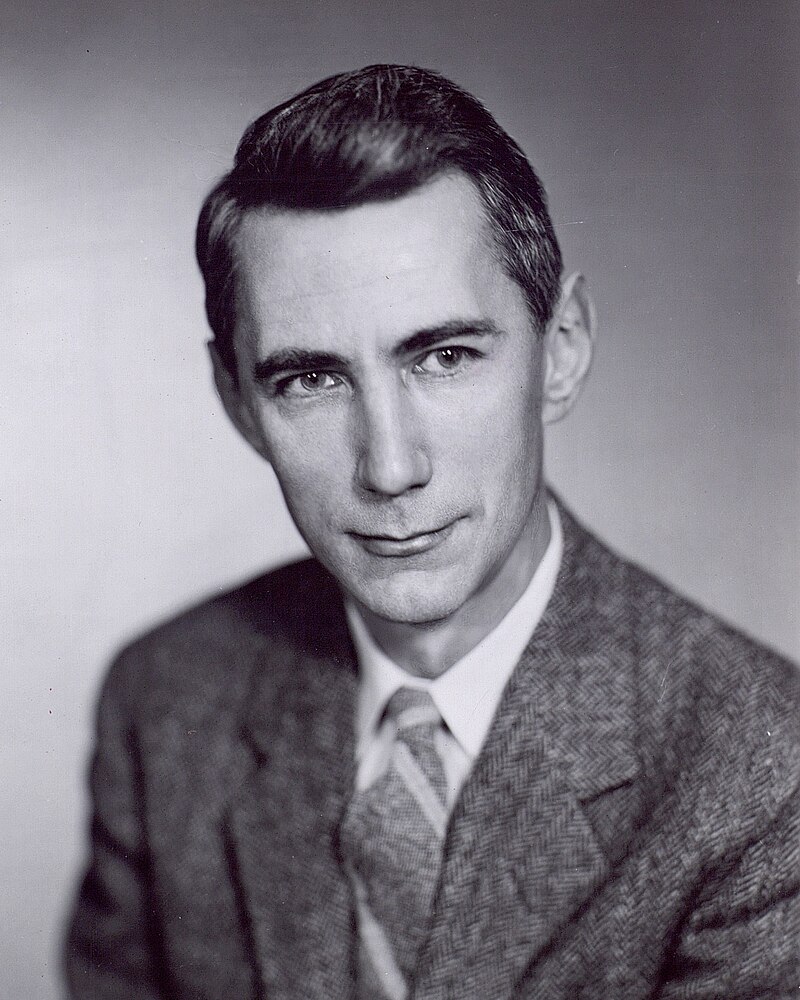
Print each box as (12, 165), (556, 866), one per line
(469, 421), (543, 534)
(266, 424), (352, 513)
(272, 465), (338, 547)
(447, 386), (541, 477)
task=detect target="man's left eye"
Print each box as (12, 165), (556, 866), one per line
(413, 346), (474, 376)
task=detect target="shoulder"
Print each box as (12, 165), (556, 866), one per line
(97, 557), (350, 728)
(559, 500), (800, 821)
(559, 498), (797, 692)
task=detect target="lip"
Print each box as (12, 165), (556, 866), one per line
(352, 520), (459, 558)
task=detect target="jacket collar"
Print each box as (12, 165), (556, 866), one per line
(226, 499), (642, 999)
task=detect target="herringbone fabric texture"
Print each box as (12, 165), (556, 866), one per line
(340, 688), (448, 998)
(65, 503), (800, 1000)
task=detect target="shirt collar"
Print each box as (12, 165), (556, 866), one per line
(347, 498), (563, 761)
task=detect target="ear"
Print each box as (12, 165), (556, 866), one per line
(542, 272), (596, 424)
(208, 341), (272, 463)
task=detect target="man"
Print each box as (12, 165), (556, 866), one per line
(65, 65), (799, 999)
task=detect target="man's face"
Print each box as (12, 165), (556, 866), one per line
(224, 174), (552, 627)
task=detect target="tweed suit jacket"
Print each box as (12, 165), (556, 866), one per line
(65, 503), (800, 999)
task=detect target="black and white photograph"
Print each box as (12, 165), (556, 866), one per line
(3, 3), (798, 998)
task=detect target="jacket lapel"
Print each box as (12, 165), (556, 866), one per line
(416, 504), (642, 999)
(224, 582), (359, 1000)
(222, 504), (643, 999)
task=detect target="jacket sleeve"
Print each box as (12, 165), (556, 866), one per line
(657, 769), (800, 997)
(64, 654), (166, 1000)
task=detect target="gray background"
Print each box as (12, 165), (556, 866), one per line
(3, 2), (798, 997)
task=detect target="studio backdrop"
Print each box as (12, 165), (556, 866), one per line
(3, 3), (798, 998)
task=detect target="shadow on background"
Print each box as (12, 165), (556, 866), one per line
(3, 2), (798, 997)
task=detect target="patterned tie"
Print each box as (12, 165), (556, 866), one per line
(340, 687), (448, 1000)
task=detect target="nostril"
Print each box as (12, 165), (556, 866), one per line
(356, 438), (432, 497)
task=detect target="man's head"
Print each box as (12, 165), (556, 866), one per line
(196, 64), (564, 378)
(197, 66), (594, 647)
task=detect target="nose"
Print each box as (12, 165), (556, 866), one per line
(354, 380), (432, 497)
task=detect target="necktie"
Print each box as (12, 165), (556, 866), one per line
(340, 688), (448, 1000)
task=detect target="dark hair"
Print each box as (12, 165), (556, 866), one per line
(196, 64), (563, 375)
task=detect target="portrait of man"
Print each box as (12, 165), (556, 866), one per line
(61, 64), (799, 999)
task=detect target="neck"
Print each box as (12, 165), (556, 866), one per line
(355, 496), (552, 679)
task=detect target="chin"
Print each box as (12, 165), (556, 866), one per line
(348, 569), (472, 626)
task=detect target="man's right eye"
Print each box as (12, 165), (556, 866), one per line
(277, 371), (343, 397)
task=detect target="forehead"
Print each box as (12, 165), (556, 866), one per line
(232, 174), (528, 349)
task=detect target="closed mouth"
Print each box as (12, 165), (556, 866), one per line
(351, 520), (460, 556)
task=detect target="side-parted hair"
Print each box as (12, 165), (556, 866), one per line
(196, 64), (563, 375)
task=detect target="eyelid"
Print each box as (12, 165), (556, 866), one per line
(413, 344), (481, 370)
(274, 370), (345, 398)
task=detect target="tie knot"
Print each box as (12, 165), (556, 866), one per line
(384, 687), (440, 733)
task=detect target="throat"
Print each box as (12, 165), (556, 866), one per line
(358, 614), (493, 679)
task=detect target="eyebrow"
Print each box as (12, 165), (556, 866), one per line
(397, 320), (503, 357)
(251, 319), (503, 383)
(253, 349), (347, 383)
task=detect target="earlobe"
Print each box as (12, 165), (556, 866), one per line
(208, 341), (272, 462)
(542, 272), (596, 424)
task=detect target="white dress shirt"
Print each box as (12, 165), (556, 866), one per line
(346, 499), (563, 808)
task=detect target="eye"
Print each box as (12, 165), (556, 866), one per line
(278, 371), (343, 397)
(413, 346), (476, 376)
